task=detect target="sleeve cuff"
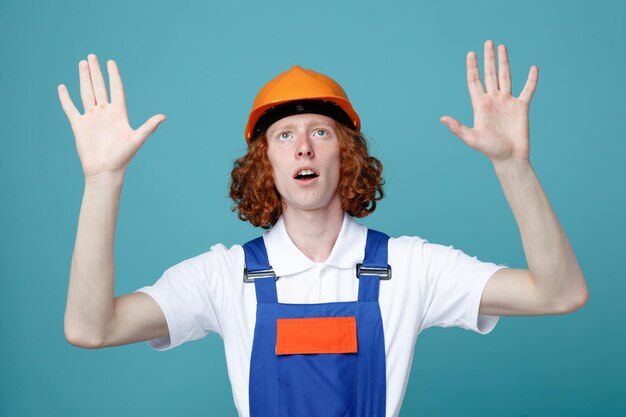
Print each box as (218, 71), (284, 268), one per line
(468, 265), (508, 335)
(134, 287), (174, 351)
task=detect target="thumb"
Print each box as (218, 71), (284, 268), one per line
(440, 115), (474, 145)
(134, 114), (167, 145)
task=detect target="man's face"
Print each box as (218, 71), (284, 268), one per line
(266, 113), (341, 213)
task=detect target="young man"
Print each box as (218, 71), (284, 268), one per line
(58, 40), (588, 417)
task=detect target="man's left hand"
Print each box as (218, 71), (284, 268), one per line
(440, 40), (538, 165)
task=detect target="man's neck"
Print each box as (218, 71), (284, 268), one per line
(282, 200), (344, 263)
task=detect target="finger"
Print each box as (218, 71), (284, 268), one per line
(519, 65), (539, 104)
(466, 51), (484, 104)
(107, 60), (127, 112)
(87, 53), (109, 104)
(440, 116), (476, 146)
(57, 84), (80, 122)
(134, 114), (167, 146)
(483, 40), (499, 93)
(498, 44), (512, 94)
(79, 60), (96, 112)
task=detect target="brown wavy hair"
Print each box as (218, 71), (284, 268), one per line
(229, 122), (384, 229)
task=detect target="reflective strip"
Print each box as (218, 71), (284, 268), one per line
(275, 317), (358, 355)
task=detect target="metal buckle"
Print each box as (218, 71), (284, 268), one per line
(356, 263), (392, 280)
(243, 267), (278, 283)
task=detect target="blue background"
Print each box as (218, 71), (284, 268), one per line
(1, 0), (624, 416)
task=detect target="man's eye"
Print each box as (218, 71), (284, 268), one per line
(278, 131), (292, 140)
(314, 129), (328, 137)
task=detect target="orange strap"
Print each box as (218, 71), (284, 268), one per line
(275, 316), (358, 355)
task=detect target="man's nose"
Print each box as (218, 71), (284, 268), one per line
(296, 136), (314, 158)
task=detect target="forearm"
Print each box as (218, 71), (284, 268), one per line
(64, 171), (125, 347)
(493, 158), (588, 310)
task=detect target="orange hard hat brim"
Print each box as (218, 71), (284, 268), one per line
(245, 97), (360, 142)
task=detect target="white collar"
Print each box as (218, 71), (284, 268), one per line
(262, 212), (367, 277)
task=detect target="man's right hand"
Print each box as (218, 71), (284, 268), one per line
(57, 54), (166, 180)
(60, 54), (169, 349)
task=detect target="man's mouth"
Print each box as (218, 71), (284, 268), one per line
(294, 169), (319, 180)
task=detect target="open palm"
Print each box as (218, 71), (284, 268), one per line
(58, 54), (165, 179)
(441, 40), (538, 164)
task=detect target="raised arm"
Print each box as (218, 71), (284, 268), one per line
(440, 40), (588, 316)
(59, 54), (168, 348)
